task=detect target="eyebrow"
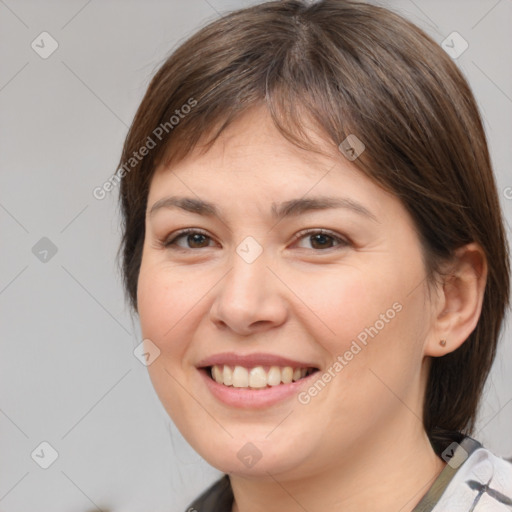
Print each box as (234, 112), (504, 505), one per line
(149, 195), (377, 222)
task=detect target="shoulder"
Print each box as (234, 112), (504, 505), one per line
(185, 474), (233, 512)
(434, 441), (512, 511)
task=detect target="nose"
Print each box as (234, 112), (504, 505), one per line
(209, 250), (288, 336)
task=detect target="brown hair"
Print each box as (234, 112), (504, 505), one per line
(117, 0), (510, 453)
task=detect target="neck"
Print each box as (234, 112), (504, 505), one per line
(230, 419), (446, 512)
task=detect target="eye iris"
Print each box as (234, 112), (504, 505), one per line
(311, 233), (333, 249)
(188, 233), (208, 248)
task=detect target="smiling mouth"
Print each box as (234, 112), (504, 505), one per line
(206, 364), (319, 389)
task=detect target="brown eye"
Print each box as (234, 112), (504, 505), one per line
(294, 230), (348, 250)
(186, 233), (210, 248)
(309, 233), (336, 249)
(164, 229), (215, 249)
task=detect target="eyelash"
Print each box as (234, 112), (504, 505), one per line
(161, 228), (350, 251)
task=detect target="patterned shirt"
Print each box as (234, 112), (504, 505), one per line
(186, 437), (512, 511)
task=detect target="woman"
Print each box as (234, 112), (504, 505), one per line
(116, 1), (512, 510)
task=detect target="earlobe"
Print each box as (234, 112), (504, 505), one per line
(425, 243), (487, 357)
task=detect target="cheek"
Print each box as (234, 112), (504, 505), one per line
(136, 262), (199, 419)
(137, 267), (168, 338)
(137, 262), (192, 357)
(294, 271), (428, 438)
(281, 263), (404, 351)
(288, 261), (428, 392)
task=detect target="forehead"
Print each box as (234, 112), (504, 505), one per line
(154, 105), (340, 177)
(147, 105), (401, 226)
(154, 106), (352, 181)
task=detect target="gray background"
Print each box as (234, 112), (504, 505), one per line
(0, 0), (511, 510)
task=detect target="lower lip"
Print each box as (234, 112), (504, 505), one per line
(198, 368), (318, 409)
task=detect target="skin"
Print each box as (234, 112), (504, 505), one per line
(137, 105), (487, 512)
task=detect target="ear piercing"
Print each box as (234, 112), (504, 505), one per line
(440, 339), (447, 347)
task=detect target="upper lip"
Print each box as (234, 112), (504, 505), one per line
(196, 352), (319, 369)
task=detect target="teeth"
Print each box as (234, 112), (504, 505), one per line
(223, 365), (233, 386)
(281, 366), (293, 384)
(267, 366), (281, 386)
(232, 366), (249, 388)
(212, 365), (223, 383)
(209, 364), (313, 389)
(249, 367), (267, 388)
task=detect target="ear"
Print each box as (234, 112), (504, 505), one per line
(424, 243), (487, 357)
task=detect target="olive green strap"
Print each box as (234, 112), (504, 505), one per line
(412, 437), (482, 512)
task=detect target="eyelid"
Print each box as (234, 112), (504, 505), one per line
(162, 228), (217, 248)
(161, 227), (350, 250)
(290, 228), (349, 247)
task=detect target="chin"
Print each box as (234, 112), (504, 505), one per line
(186, 431), (315, 479)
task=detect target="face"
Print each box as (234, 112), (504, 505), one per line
(137, 106), (436, 479)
